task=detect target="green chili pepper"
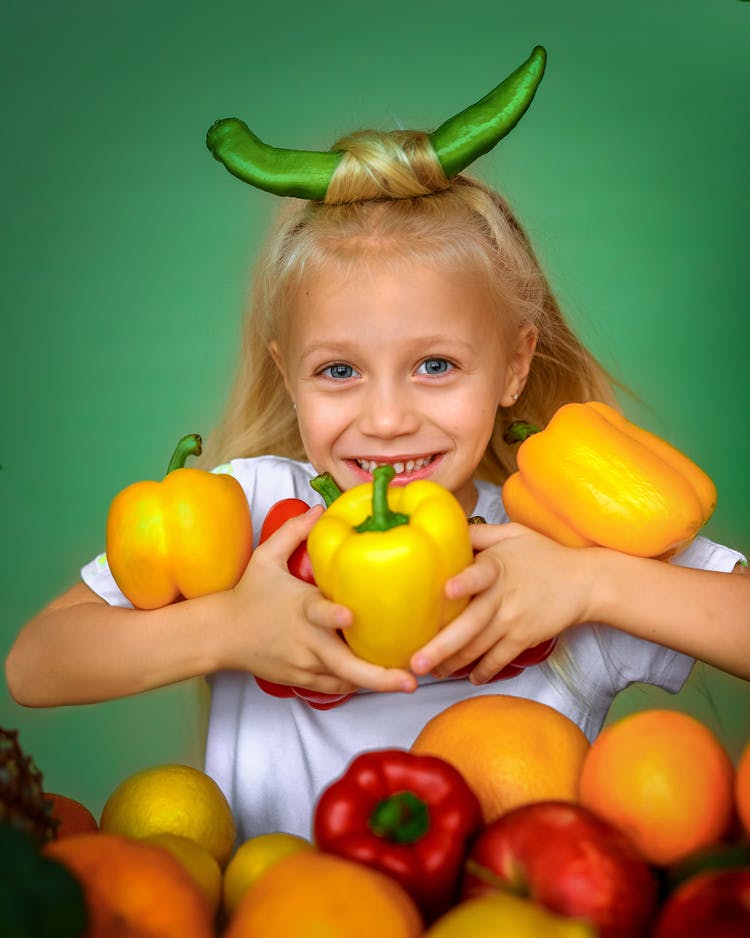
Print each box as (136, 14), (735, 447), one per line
(206, 45), (546, 200)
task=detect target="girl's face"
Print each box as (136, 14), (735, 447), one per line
(270, 259), (536, 515)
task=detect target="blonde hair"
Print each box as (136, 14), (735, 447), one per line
(201, 129), (618, 479)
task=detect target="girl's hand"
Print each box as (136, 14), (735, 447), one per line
(216, 506), (417, 695)
(410, 522), (598, 684)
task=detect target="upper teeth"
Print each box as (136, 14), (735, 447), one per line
(356, 456), (434, 475)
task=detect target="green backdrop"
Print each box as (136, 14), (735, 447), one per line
(2, 0), (749, 818)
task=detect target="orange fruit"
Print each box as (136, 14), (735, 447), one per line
(224, 849), (422, 938)
(43, 831), (215, 938)
(99, 763), (235, 867)
(411, 694), (590, 823)
(48, 793), (99, 838)
(223, 832), (315, 917)
(734, 740), (750, 838)
(579, 709), (734, 866)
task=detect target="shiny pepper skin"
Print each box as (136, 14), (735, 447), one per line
(314, 748), (483, 921)
(307, 465), (473, 669)
(106, 434), (253, 609)
(502, 401), (717, 558)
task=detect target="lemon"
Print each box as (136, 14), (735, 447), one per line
(223, 832), (315, 917)
(144, 832), (222, 914)
(423, 893), (596, 937)
(100, 763), (236, 867)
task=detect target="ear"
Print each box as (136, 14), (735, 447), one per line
(500, 323), (538, 407)
(268, 340), (293, 398)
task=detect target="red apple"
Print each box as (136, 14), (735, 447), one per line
(462, 800), (658, 938)
(653, 868), (750, 938)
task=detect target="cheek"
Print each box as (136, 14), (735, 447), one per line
(295, 402), (343, 455)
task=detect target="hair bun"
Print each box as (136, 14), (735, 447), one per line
(325, 129), (450, 204)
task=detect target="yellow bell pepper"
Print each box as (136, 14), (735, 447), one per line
(106, 434), (253, 609)
(502, 401), (717, 558)
(307, 465), (473, 668)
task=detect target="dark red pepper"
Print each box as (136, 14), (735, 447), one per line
(313, 748), (483, 921)
(450, 636), (557, 682)
(253, 475), (354, 711)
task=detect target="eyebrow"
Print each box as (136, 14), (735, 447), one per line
(299, 335), (478, 359)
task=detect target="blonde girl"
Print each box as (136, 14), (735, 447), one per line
(7, 54), (748, 842)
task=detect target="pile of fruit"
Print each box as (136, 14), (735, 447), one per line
(2, 697), (750, 937)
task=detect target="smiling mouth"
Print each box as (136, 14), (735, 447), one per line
(354, 455), (438, 476)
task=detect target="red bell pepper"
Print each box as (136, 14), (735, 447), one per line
(450, 637), (557, 682)
(253, 475), (354, 711)
(313, 748), (483, 921)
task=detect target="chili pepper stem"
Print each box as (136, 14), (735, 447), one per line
(502, 419), (541, 445)
(309, 472), (343, 507)
(355, 465), (409, 533)
(369, 791), (430, 844)
(166, 434), (203, 474)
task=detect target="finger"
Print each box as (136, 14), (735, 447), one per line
(468, 520), (525, 551)
(410, 589), (500, 675)
(257, 505), (324, 563)
(292, 673), (359, 696)
(321, 639), (418, 694)
(468, 641), (528, 684)
(304, 592), (353, 630)
(445, 553), (498, 600)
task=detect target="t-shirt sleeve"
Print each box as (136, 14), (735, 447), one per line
(81, 551), (133, 607)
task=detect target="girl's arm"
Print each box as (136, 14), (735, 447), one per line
(410, 522), (750, 683)
(5, 581), (225, 706)
(584, 547), (749, 679)
(6, 509), (417, 708)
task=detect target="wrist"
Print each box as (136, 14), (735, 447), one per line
(579, 547), (622, 625)
(194, 588), (240, 674)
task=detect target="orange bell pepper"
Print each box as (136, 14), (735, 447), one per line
(106, 434), (253, 608)
(502, 401), (716, 558)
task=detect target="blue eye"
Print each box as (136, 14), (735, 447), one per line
(418, 358), (452, 375)
(322, 363), (357, 380)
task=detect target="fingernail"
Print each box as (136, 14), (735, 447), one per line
(401, 679), (416, 693)
(411, 654), (429, 674)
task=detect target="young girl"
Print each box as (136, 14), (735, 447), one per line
(6, 64), (749, 843)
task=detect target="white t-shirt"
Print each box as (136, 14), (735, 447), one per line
(81, 455), (746, 842)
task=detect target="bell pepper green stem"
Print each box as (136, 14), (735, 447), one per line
(309, 472), (343, 507)
(369, 791), (430, 844)
(206, 46), (546, 199)
(355, 465), (409, 533)
(502, 419), (541, 445)
(166, 434), (203, 474)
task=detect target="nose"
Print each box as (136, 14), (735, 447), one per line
(357, 380), (420, 439)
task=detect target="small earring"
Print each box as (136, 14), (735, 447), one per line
(513, 392), (519, 401)
(292, 402), (297, 411)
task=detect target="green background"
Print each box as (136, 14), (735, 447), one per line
(2, 0), (749, 817)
